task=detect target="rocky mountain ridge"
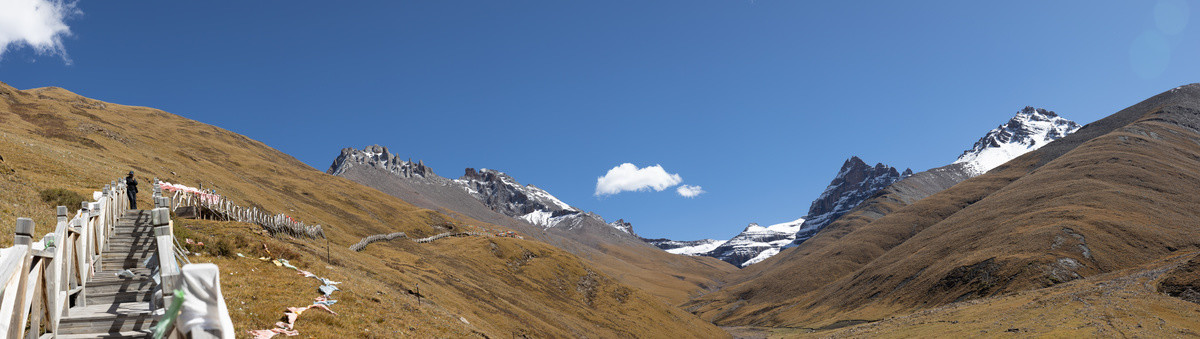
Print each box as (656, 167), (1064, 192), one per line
(792, 157), (911, 244)
(328, 146), (633, 235)
(643, 238), (727, 256)
(327, 144), (737, 305)
(661, 107), (1079, 267)
(954, 106), (1082, 175)
(328, 144), (439, 180)
(702, 218), (807, 267)
(685, 84), (1200, 330)
(672, 157), (909, 267)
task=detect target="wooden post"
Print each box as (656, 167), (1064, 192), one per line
(48, 206), (67, 331)
(153, 208), (180, 300)
(71, 217), (87, 307)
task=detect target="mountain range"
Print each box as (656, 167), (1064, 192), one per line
(326, 144), (735, 305)
(683, 85), (1200, 334)
(653, 106), (1081, 267)
(6, 80), (1200, 337)
(0, 82), (731, 337)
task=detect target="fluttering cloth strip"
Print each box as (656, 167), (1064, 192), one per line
(179, 263), (236, 338)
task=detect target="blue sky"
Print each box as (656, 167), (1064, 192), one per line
(1, 1), (1197, 240)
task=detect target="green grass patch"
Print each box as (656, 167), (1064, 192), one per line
(39, 188), (84, 210)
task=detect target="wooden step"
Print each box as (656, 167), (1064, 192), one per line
(105, 246), (155, 254)
(111, 232), (155, 238)
(106, 239), (155, 244)
(112, 227), (156, 232)
(59, 302), (158, 334)
(105, 240), (157, 246)
(102, 255), (155, 263)
(85, 277), (156, 294)
(99, 260), (151, 270)
(86, 290), (154, 304)
(103, 250), (156, 258)
(96, 268), (153, 276)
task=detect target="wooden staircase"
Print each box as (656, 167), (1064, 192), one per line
(57, 210), (160, 338)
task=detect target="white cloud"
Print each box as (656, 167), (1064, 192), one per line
(676, 185), (705, 198)
(595, 163), (683, 196)
(0, 0), (78, 63)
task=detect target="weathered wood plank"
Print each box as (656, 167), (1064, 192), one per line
(24, 260), (45, 339)
(9, 218), (35, 339)
(0, 245), (29, 336)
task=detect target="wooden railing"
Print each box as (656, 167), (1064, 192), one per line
(0, 179), (126, 338)
(158, 181), (324, 239)
(0, 178), (232, 338)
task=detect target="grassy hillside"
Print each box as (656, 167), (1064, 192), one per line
(687, 84), (1200, 329)
(726, 252), (1200, 338)
(0, 82), (729, 338)
(335, 165), (737, 305)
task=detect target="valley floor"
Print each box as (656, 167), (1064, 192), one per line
(722, 252), (1200, 338)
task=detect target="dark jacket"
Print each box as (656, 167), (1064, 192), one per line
(127, 176), (139, 194)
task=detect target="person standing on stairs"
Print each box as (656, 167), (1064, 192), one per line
(126, 170), (139, 210)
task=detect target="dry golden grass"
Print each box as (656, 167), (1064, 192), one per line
(802, 253), (1200, 338)
(338, 161), (739, 306)
(0, 82), (729, 338)
(686, 84), (1200, 332)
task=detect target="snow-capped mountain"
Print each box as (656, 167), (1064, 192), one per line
(328, 145), (634, 235)
(654, 158), (908, 267)
(701, 218), (806, 267)
(642, 238), (728, 256)
(792, 157), (911, 245)
(954, 106), (1082, 176)
(456, 167), (630, 234)
(656, 107), (1082, 268)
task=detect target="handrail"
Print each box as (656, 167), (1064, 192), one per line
(0, 177), (234, 338)
(157, 180), (324, 239)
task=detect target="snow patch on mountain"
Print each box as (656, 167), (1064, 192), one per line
(643, 238), (729, 255)
(700, 218), (806, 267)
(650, 107), (1082, 267)
(332, 146), (635, 235)
(954, 106), (1081, 176)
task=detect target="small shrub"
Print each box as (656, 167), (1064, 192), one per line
(39, 188), (85, 210)
(209, 239), (234, 257)
(272, 245), (301, 261)
(232, 234), (249, 248)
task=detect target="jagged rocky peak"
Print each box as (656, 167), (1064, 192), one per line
(806, 156), (909, 221)
(954, 106), (1081, 175)
(791, 156), (909, 245)
(456, 168), (583, 227)
(609, 219), (635, 235)
(327, 145), (436, 179)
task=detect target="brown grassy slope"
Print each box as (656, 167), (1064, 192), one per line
(736, 252), (1200, 338)
(0, 82), (729, 338)
(687, 84), (1200, 328)
(337, 166), (737, 305)
(684, 163), (1022, 326)
(727, 162), (973, 286)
